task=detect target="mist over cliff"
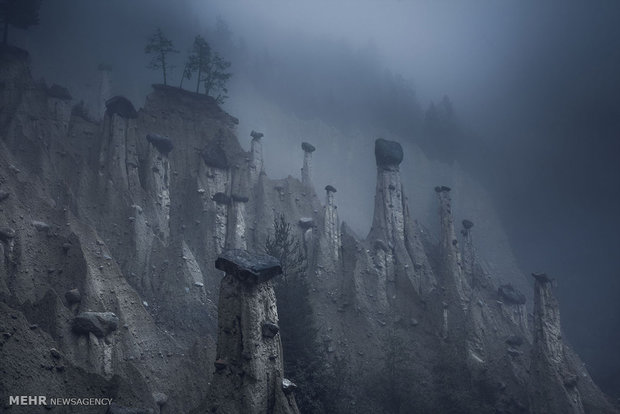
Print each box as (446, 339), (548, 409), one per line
(5, 0), (620, 408)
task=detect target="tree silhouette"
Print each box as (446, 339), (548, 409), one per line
(145, 27), (178, 86)
(184, 35), (231, 103)
(0, 0), (41, 45)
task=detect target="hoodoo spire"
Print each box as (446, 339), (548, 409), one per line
(530, 273), (585, 414)
(204, 250), (300, 414)
(300, 141), (315, 187)
(324, 184), (340, 261)
(435, 185), (470, 307)
(249, 130), (264, 185)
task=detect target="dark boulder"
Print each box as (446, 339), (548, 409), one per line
(201, 145), (228, 169)
(375, 138), (403, 167)
(231, 193), (249, 203)
(462, 219), (474, 229)
(250, 130), (264, 140)
(298, 217), (314, 229)
(146, 134), (174, 155)
(434, 185), (451, 193)
(212, 192), (231, 205)
(262, 322), (280, 338)
(325, 185), (337, 193)
(498, 284), (526, 305)
(72, 312), (119, 337)
(215, 249), (282, 284)
(105, 96), (138, 119)
(505, 335), (524, 347)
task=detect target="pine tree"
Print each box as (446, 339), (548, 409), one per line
(145, 27), (178, 86)
(0, 0), (41, 45)
(203, 52), (231, 104)
(184, 35), (232, 103)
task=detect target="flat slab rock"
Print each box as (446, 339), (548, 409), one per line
(215, 249), (282, 283)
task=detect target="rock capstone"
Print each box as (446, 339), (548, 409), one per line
(301, 142), (316, 153)
(146, 134), (174, 155)
(105, 96), (138, 119)
(215, 249), (282, 284)
(375, 138), (403, 167)
(71, 312), (119, 337)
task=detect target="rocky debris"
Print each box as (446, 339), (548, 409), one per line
(105, 96), (138, 119)
(46, 84), (72, 100)
(65, 288), (81, 304)
(0, 191), (9, 202)
(250, 130), (263, 140)
(298, 217), (314, 229)
(375, 138), (403, 167)
(0, 227), (15, 242)
(282, 378), (298, 394)
(50, 348), (61, 359)
(215, 249), (282, 283)
(32, 220), (50, 232)
(212, 192), (231, 204)
(146, 133), (174, 155)
(71, 312), (119, 337)
(201, 145), (229, 169)
(204, 250), (300, 414)
(498, 284), (526, 305)
(301, 142), (316, 153)
(325, 184), (337, 193)
(262, 322), (280, 338)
